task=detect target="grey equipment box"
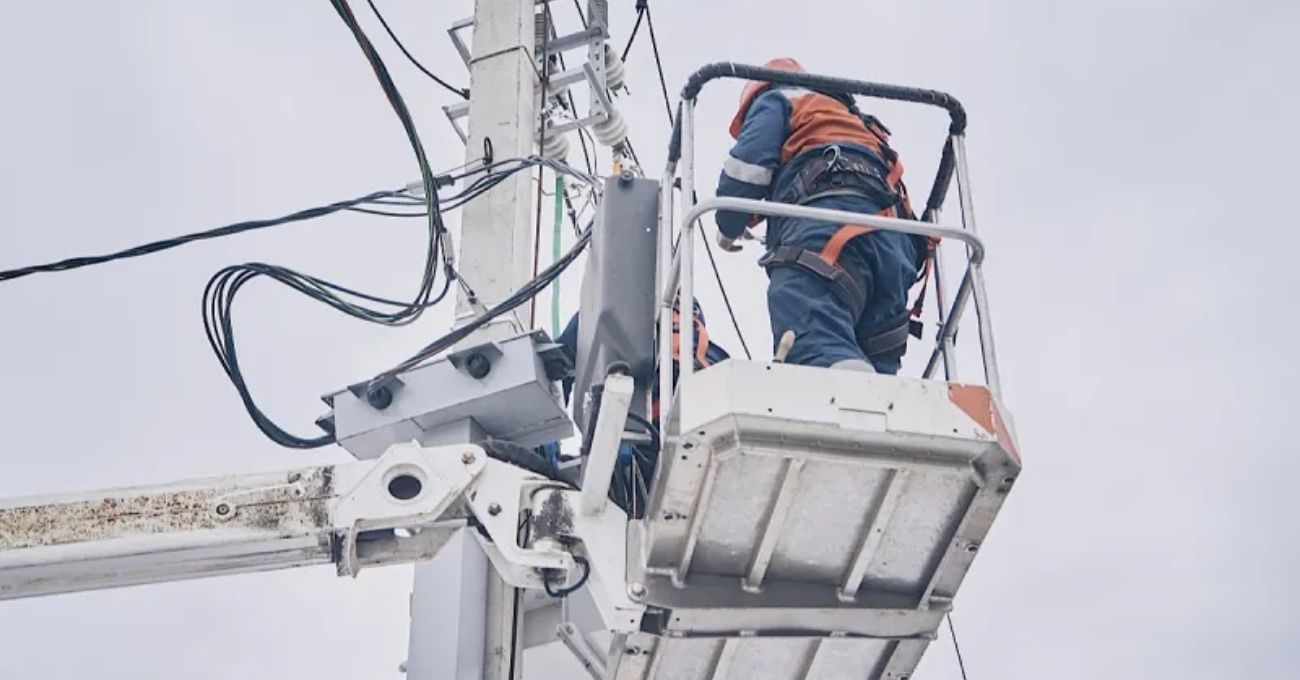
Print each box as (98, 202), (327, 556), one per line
(324, 331), (573, 460)
(574, 173), (661, 428)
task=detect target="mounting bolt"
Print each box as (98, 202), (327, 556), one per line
(488, 502), (502, 516)
(618, 169), (635, 185)
(465, 353), (492, 379)
(215, 503), (231, 517)
(366, 384), (393, 410)
(462, 451), (476, 465)
(965, 541), (981, 554)
(627, 582), (647, 599)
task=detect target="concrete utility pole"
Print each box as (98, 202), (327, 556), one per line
(453, 0), (540, 342)
(408, 2), (538, 679)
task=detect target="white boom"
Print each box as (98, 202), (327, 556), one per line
(0, 443), (545, 600)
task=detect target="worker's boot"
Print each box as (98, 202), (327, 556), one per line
(830, 358), (876, 373)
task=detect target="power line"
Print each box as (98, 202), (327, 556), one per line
(201, 0), (459, 449)
(379, 220), (595, 379)
(621, 6), (645, 62)
(347, 206), (427, 217)
(948, 613), (971, 680)
(642, 4), (674, 124)
(531, 4), (557, 324)
(699, 227), (752, 360)
(329, 0), (451, 324)
(0, 189), (412, 283)
(364, 0), (469, 99)
(629, 4), (755, 361)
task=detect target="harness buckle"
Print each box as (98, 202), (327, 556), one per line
(821, 145), (844, 172)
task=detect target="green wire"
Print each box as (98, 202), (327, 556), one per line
(550, 174), (564, 338)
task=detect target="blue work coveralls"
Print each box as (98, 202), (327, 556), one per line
(716, 87), (924, 374)
(546, 309), (729, 513)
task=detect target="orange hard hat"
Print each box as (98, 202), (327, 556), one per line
(728, 58), (807, 139)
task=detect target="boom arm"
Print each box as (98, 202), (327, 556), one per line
(0, 442), (505, 600)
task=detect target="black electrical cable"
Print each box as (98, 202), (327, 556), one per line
(0, 154), (571, 284)
(698, 228), (753, 359)
(631, 7), (754, 361)
(622, 136), (643, 170)
(948, 613), (971, 680)
(621, 7), (645, 62)
(346, 206), (427, 218)
(328, 0), (449, 324)
(625, 412), (661, 452)
(377, 220), (594, 380)
(202, 0), (455, 448)
(576, 126), (596, 175)
(365, 194), (426, 204)
(205, 157), (595, 449)
(352, 158), (583, 218)
(0, 189), (409, 283)
(364, 0), (469, 99)
(531, 4), (555, 326)
(543, 554), (591, 598)
(642, 5), (674, 124)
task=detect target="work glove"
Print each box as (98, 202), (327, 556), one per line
(717, 228), (755, 253)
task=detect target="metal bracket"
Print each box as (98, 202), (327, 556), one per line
(332, 442), (485, 577)
(558, 622), (609, 680)
(443, 6), (615, 149)
(468, 459), (574, 589)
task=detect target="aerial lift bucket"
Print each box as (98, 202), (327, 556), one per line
(613, 63), (1019, 680)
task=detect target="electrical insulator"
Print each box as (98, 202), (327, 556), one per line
(591, 109), (628, 147)
(541, 130), (570, 160)
(603, 43), (625, 91)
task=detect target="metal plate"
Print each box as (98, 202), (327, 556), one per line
(612, 633), (930, 680)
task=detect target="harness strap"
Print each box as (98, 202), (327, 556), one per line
(670, 310), (712, 369)
(760, 244), (868, 321)
(819, 225), (873, 266)
(909, 238), (940, 318)
(764, 223), (934, 360)
(860, 312), (925, 358)
(694, 316), (710, 368)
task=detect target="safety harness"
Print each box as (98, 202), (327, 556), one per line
(757, 107), (935, 361)
(670, 303), (713, 371)
(649, 302), (715, 421)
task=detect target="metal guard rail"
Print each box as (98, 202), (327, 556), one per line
(655, 63), (1002, 419)
(660, 197), (983, 398)
(668, 62), (967, 218)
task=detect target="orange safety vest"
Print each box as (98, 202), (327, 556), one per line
(669, 306), (712, 370)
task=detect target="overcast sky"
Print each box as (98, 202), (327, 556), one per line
(2, 1), (1297, 678)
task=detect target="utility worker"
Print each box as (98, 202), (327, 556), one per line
(715, 58), (928, 374)
(553, 300), (729, 409)
(547, 302), (729, 515)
